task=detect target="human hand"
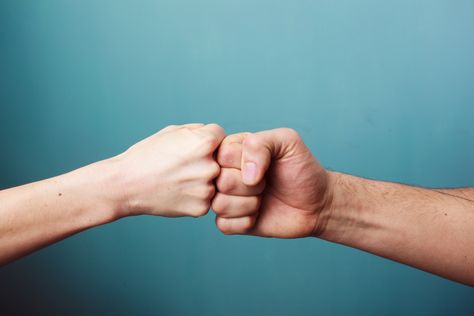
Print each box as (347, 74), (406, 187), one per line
(112, 123), (225, 217)
(212, 128), (333, 238)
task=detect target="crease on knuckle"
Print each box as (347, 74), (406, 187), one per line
(217, 145), (235, 166)
(216, 171), (236, 193)
(211, 194), (228, 214)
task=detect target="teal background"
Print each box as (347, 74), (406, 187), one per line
(1, 0), (473, 315)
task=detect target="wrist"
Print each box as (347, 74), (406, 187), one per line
(316, 172), (387, 252)
(72, 158), (130, 221)
(313, 172), (362, 242)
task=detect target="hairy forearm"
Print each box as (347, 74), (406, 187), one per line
(320, 172), (474, 286)
(0, 160), (123, 265)
(433, 188), (474, 202)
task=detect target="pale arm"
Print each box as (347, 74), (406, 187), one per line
(320, 172), (474, 286)
(0, 160), (122, 265)
(0, 123), (224, 265)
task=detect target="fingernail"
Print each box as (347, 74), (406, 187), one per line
(243, 162), (257, 184)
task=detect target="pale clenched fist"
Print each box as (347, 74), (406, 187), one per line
(113, 123), (225, 217)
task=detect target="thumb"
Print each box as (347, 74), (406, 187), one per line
(241, 128), (301, 186)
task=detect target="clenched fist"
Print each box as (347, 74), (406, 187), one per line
(212, 128), (333, 238)
(113, 123), (225, 217)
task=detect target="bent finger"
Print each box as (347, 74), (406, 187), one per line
(216, 168), (265, 196)
(215, 215), (257, 235)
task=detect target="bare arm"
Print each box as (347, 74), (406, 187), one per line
(0, 124), (224, 265)
(212, 128), (474, 286)
(434, 188), (474, 202)
(320, 173), (474, 286)
(0, 161), (121, 264)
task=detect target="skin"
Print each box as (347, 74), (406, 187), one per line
(1, 123), (472, 286)
(212, 128), (474, 286)
(0, 123), (225, 265)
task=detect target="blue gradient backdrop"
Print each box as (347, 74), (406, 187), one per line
(1, 1), (473, 315)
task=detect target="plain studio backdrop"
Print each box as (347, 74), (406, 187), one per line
(1, 1), (473, 315)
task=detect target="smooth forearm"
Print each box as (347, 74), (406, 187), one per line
(319, 172), (474, 286)
(0, 159), (123, 265)
(0, 124), (224, 265)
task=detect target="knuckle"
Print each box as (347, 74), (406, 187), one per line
(216, 171), (236, 193)
(280, 128), (300, 141)
(200, 135), (219, 153)
(211, 199), (221, 214)
(195, 183), (216, 200)
(209, 162), (221, 178)
(242, 135), (261, 150)
(202, 161), (220, 179)
(216, 218), (233, 235)
(178, 128), (193, 138)
(191, 203), (210, 217)
(217, 144), (237, 166)
(208, 123), (225, 134)
(211, 194), (228, 213)
(205, 185), (216, 200)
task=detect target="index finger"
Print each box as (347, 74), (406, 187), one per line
(216, 132), (250, 168)
(221, 132), (250, 145)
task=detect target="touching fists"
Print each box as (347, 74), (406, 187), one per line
(212, 128), (333, 238)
